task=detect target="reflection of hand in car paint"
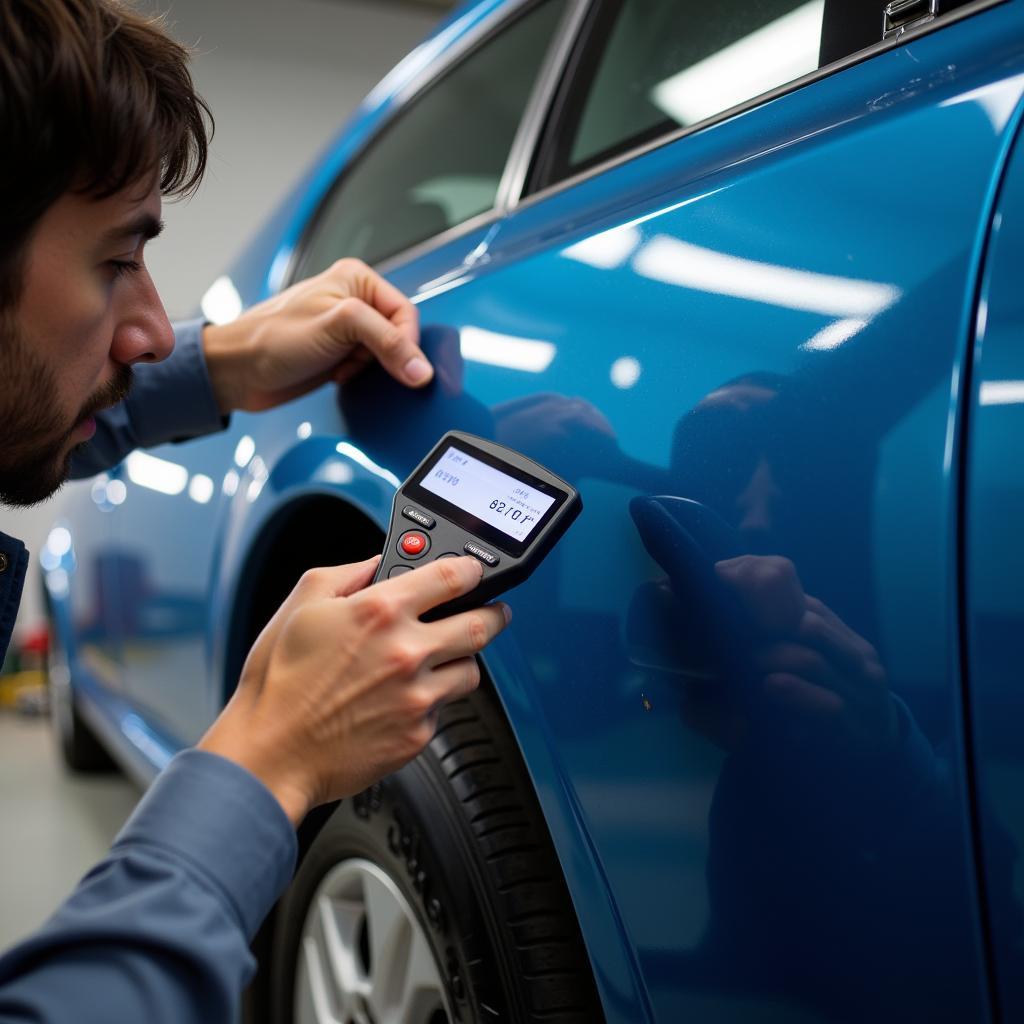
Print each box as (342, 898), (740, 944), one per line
(494, 393), (617, 469)
(714, 554), (898, 756)
(669, 374), (787, 554)
(494, 392), (668, 490)
(632, 511), (986, 1016)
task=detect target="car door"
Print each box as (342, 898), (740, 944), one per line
(377, 0), (1021, 1020)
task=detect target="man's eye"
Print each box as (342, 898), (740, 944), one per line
(109, 259), (142, 279)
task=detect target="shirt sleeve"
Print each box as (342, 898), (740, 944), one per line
(70, 319), (229, 479)
(0, 749), (297, 1023)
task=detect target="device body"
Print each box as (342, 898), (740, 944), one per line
(372, 431), (581, 619)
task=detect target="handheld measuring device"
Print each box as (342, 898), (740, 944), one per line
(372, 431), (581, 618)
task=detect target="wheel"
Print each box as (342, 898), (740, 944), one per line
(269, 687), (604, 1023)
(46, 617), (117, 773)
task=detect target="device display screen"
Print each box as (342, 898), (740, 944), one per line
(407, 438), (569, 557)
(421, 446), (557, 542)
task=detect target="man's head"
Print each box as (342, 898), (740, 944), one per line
(0, 0), (211, 506)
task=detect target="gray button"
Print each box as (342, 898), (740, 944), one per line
(463, 542), (499, 567)
(402, 505), (435, 530)
(388, 564), (412, 579)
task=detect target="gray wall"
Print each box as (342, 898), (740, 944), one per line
(6, 0), (442, 643)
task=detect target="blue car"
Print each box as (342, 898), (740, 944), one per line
(44, 0), (1024, 1020)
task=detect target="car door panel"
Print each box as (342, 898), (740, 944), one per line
(347, 8), (1024, 1020)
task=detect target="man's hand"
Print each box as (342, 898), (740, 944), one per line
(197, 555), (509, 825)
(202, 258), (431, 414)
(715, 555), (896, 753)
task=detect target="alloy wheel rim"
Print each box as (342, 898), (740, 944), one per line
(294, 857), (452, 1024)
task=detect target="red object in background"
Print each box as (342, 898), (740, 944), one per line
(20, 625), (49, 657)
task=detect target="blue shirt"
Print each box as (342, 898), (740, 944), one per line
(0, 321), (298, 1022)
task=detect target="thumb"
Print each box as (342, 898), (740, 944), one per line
(241, 555), (382, 682)
(323, 299), (433, 388)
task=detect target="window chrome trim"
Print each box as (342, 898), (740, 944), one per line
(515, 0), (1008, 213)
(494, 0), (594, 212)
(374, 207), (503, 275)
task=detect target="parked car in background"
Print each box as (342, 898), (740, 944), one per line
(45, 0), (1024, 1020)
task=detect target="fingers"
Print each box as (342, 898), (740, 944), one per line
(715, 555), (805, 635)
(323, 261), (429, 388)
(378, 555), (486, 615)
(328, 258), (418, 338)
(422, 602), (511, 669)
(752, 640), (847, 696)
(762, 673), (845, 719)
(424, 656), (483, 706)
(796, 598), (885, 687)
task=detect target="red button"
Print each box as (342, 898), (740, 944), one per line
(400, 531), (427, 556)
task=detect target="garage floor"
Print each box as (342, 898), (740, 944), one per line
(0, 713), (139, 948)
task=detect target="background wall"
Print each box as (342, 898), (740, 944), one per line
(5, 0), (446, 645)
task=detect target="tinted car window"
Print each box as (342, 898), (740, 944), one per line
(532, 0), (977, 185)
(298, 0), (567, 275)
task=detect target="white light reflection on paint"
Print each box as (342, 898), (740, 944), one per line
(234, 436), (255, 468)
(634, 236), (899, 318)
(90, 474), (110, 506)
(336, 442), (401, 489)
(188, 474), (215, 504)
(610, 357), (642, 388)
(460, 327), (556, 373)
(563, 225), (642, 270)
(107, 479), (127, 505)
(939, 78), (1024, 132)
(801, 318), (868, 352)
(246, 457), (269, 503)
(125, 451), (188, 496)
(122, 714), (172, 770)
(980, 380), (1024, 406)
(321, 462), (355, 486)
(222, 470), (240, 497)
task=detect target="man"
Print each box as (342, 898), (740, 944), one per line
(0, 1), (509, 1019)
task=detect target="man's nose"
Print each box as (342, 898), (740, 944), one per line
(108, 270), (175, 366)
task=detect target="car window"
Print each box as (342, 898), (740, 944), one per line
(297, 0), (568, 276)
(531, 0), (979, 187)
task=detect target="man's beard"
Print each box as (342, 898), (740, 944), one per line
(0, 314), (133, 507)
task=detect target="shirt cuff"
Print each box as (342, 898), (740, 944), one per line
(111, 749), (297, 939)
(125, 319), (228, 448)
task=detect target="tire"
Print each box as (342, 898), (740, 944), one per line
(46, 618), (117, 773)
(269, 687), (604, 1023)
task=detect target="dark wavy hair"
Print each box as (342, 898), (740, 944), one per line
(0, 0), (213, 307)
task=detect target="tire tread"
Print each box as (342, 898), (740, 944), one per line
(427, 690), (605, 1022)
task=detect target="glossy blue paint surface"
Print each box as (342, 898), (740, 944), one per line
(48, 1), (1024, 1019)
(964, 106), (1024, 1024)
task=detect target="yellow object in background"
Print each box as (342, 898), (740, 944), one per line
(0, 669), (47, 711)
